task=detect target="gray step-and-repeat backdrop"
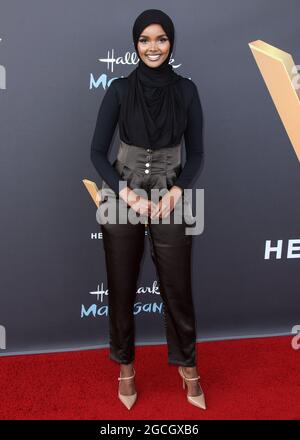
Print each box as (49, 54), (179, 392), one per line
(1, 1), (299, 357)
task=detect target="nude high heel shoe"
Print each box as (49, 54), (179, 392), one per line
(118, 367), (137, 410)
(178, 366), (207, 410)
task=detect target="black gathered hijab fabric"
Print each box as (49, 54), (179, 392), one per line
(119, 9), (186, 149)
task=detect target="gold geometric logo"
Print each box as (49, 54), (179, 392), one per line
(82, 179), (101, 208)
(249, 39), (300, 162)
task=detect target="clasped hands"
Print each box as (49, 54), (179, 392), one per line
(119, 186), (183, 219)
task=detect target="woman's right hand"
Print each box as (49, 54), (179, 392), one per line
(119, 186), (157, 217)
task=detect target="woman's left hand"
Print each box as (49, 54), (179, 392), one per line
(150, 186), (183, 219)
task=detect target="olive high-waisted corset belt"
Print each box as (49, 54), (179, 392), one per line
(100, 140), (194, 225)
(99, 140), (197, 367)
(103, 140), (182, 196)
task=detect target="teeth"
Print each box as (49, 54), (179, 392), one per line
(147, 55), (160, 60)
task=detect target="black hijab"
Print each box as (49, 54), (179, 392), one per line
(119, 9), (186, 149)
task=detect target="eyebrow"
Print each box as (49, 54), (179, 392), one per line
(139, 34), (168, 38)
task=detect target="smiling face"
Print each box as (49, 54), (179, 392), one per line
(137, 23), (171, 68)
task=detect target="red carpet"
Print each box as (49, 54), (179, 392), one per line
(0, 335), (299, 420)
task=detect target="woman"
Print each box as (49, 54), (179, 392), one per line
(90, 9), (205, 410)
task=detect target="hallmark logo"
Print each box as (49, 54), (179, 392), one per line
(90, 48), (181, 90)
(81, 281), (164, 318)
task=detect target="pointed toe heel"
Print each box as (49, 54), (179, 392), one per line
(178, 366), (207, 410)
(118, 367), (137, 410)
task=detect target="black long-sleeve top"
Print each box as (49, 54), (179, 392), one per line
(90, 76), (204, 195)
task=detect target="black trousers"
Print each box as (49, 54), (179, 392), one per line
(98, 141), (197, 367)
